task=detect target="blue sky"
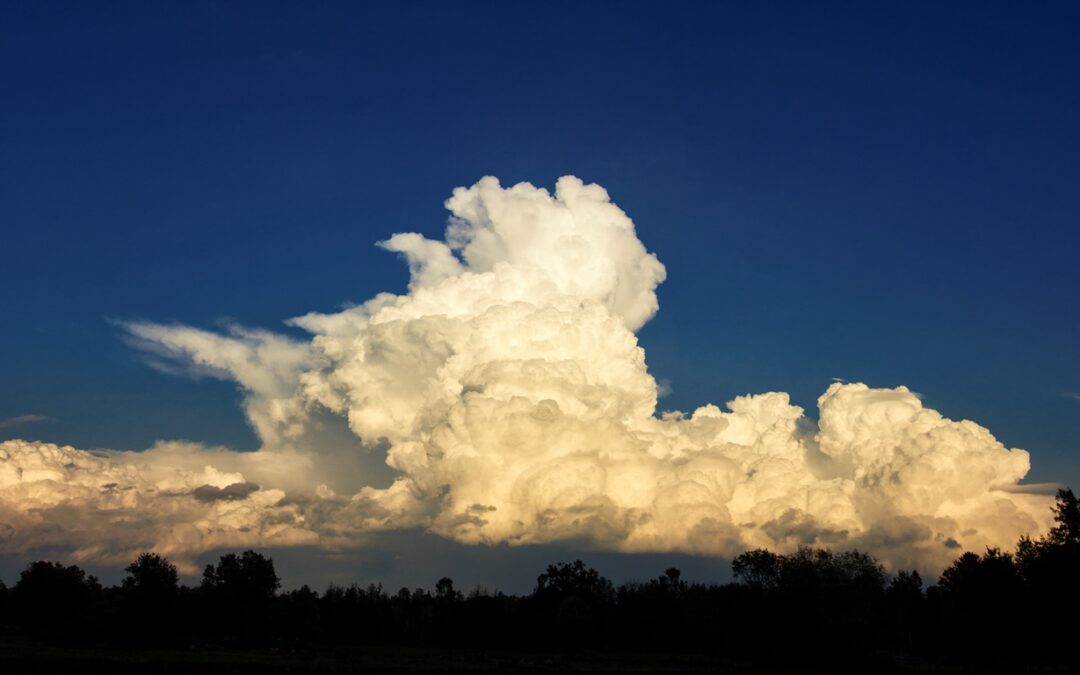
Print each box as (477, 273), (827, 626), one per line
(1, 2), (1078, 583)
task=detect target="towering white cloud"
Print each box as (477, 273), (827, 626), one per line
(0, 176), (1052, 572)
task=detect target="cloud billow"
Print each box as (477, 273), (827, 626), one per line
(0, 176), (1051, 571)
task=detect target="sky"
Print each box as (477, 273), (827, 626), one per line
(1, 1), (1078, 590)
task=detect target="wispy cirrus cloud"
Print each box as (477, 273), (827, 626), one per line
(0, 414), (49, 430)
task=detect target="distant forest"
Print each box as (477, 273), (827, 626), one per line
(1, 489), (1077, 672)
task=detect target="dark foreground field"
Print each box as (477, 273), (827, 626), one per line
(0, 638), (960, 675)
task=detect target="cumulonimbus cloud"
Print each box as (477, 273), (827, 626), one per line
(0, 176), (1053, 572)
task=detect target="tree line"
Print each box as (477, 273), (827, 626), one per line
(0, 489), (1077, 670)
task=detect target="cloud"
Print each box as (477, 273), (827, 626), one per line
(0, 414), (48, 430)
(0, 439), (318, 572)
(192, 481), (260, 502)
(0, 438), (418, 572)
(119, 322), (315, 446)
(656, 379), (673, 399)
(0, 176), (1053, 573)
(1062, 392), (1080, 401)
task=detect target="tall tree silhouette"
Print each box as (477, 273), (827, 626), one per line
(120, 552), (180, 637)
(202, 550), (280, 601)
(931, 547), (1023, 663)
(731, 549), (781, 589)
(13, 561), (101, 635)
(532, 560), (614, 647)
(534, 559), (615, 609)
(201, 550), (280, 639)
(885, 569), (925, 653)
(1014, 488), (1080, 667)
(123, 552), (179, 596)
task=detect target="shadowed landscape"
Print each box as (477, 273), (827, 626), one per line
(2, 489), (1077, 673)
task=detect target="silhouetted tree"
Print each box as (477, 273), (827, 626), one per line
(657, 567), (686, 595)
(731, 548), (781, 589)
(123, 552), (179, 598)
(13, 561), (102, 636)
(532, 560), (614, 647)
(118, 552), (180, 638)
(201, 550), (280, 639)
(202, 550), (280, 601)
(886, 570), (924, 652)
(930, 547), (1023, 663)
(535, 559), (615, 603)
(1014, 488), (1080, 667)
(435, 576), (461, 602)
(615, 567), (690, 651)
(1017, 488), (1080, 568)
(278, 584), (322, 640)
(1049, 487), (1080, 544)
(320, 582), (392, 645)
(731, 547), (887, 665)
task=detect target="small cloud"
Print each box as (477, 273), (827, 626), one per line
(831, 377), (848, 383)
(1002, 482), (1062, 496)
(656, 378), (673, 398)
(1061, 392), (1080, 401)
(0, 414), (49, 430)
(191, 482), (260, 503)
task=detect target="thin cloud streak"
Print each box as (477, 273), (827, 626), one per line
(0, 414), (48, 429)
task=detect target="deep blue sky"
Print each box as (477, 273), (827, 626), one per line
(2, 0), (1078, 499)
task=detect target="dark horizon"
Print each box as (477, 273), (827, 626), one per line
(1, 489), (1078, 673)
(0, 534), (741, 595)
